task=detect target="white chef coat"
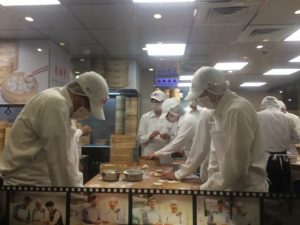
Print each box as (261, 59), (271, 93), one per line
(257, 108), (300, 153)
(142, 207), (162, 224)
(32, 207), (46, 224)
(69, 120), (84, 187)
(0, 87), (79, 186)
(138, 110), (177, 156)
(13, 204), (30, 225)
(174, 109), (213, 182)
(200, 90), (268, 192)
(164, 211), (186, 225)
(286, 112), (300, 136)
(232, 213), (252, 225)
(154, 112), (195, 157)
(103, 207), (125, 224)
(82, 205), (101, 224)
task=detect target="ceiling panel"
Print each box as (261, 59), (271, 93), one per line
(69, 4), (135, 29)
(66, 44), (107, 58)
(103, 44), (144, 56)
(0, 7), (31, 29)
(189, 25), (244, 44)
(0, 30), (45, 39)
(3, 5), (83, 29)
(41, 29), (97, 45)
(90, 28), (141, 45)
(140, 27), (190, 43)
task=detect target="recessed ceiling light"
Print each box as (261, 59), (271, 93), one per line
(178, 83), (191, 87)
(75, 71), (80, 74)
(243, 56), (248, 59)
(263, 39), (269, 42)
(142, 47), (147, 51)
(279, 90), (283, 94)
(285, 28), (300, 41)
(228, 70), (233, 73)
(133, 0), (195, 3)
(289, 55), (300, 62)
(193, 9), (198, 17)
(295, 10), (300, 15)
(25, 17), (34, 22)
(75, 75), (79, 78)
(240, 82), (266, 87)
(288, 98), (292, 102)
(59, 42), (65, 46)
(80, 58), (85, 62)
(256, 45), (263, 49)
(0, 0), (60, 6)
(153, 13), (162, 19)
(263, 68), (300, 75)
(146, 43), (186, 56)
(37, 48), (43, 52)
(214, 62), (248, 71)
(179, 75), (193, 81)
(149, 68), (154, 71)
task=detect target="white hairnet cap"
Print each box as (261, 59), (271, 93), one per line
(76, 71), (109, 120)
(261, 96), (280, 109)
(185, 67), (227, 101)
(161, 97), (185, 116)
(150, 90), (166, 102)
(277, 100), (286, 110)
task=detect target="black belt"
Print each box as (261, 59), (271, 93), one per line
(267, 151), (287, 155)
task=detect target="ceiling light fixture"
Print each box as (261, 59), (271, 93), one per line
(240, 82), (266, 87)
(263, 39), (269, 42)
(153, 13), (162, 19)
(289, 55), (300, 62)
(279, 90), (283, 94)
(178, 83), (191, 87)
(149, 68), (154, 71)
(179, 75), (193, 81)
(228, 70), (233, 73)
(294, 10), (300, 15)
(0, 0), (60, 6)
(59, 42), (65, 46)
(214, 62), (248, 71)
(80, 58), (85, 62)
(256, 45), (263, 49)
(37, 48), (43, 52)
(133, 0), (195, 3)
(146, 43), (186, 56)
(74, 71), (80, 74)
(25, 17), (34, 22)
(285, 28), (300, 41)
(193, 9), (198, 17)
(263, 68), (300, 75)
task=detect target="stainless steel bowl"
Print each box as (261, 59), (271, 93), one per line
(101, 169), (120, 182)
(124, 169), (143, 182)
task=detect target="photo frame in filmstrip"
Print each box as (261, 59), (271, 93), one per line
(8, 191), (67, 225)
(0, 190), (7, 225)
(69, 192), (129, 225)
(132, 193), (193, 225)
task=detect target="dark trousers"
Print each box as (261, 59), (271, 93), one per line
(267, 153), (291, 193)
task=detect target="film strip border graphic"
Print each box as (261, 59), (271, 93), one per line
(1, 186), (299, 198)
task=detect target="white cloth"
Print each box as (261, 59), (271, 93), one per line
(175, 109), (213, 182)
(164, 211), (186, 225)
(32, 207), (46, 223)
(200, 90), (268, 192)
(102, 207), (125, 224)
(257, 108), (300, 153)
(137, 110), (177, 156)
(232, 213), (252, 225)
(69, 120), (84, 187)
(142, 208), (162, 224)
(0, 87), (79, 186)
(154, 112), (196, 157)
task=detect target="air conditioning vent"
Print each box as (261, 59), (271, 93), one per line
(249, 28), (282, 37)
(206, 6), (249, 23)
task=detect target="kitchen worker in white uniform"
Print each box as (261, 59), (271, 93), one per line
(142, 196), (162, 225)
(12, 196), (32, 225)
(144, 98), (195, 160)
(258, 96), (300, 192)
(138, 90), (177, 156)
(162, 108), (212, 183)
(0, 71), (109, 186)
(164, 200), (186, 225)
(186, 66), (268, 192)
(184, 100), (202, 119)
(102, 197), (125, 224)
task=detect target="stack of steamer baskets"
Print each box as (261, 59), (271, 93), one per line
(0, 122), (13, 153)
(115, 95), (126, 134)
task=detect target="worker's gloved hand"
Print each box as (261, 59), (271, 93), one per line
(161, 171), (176, 180)
(149, 130), (160, 140)
(159, 133), (170, 140)
(81, 125), (92, 136)
(142, 152), (158, 160)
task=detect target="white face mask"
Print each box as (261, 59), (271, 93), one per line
(71, 107), (92, 120)
(197, 96), (216, 109)
(153, 102), (162, 112)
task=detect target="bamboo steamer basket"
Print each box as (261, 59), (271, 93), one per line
(115, 96), (126, 134)
(0, 122), (13, 152)
(105, 60), (128, 88)
(110, 134), (136, 164)
(170, 88), (181, 102)
(91, 59), (105, 77)
(125, 97), (138, 135)
(1, 72), (38, 104)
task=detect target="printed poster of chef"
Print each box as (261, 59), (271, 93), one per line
(197, 196), (231, 225)
(231, 197), (260, 225)
(263, 198), (300, 225)
(70, 192), (128, 225)
(9, 191), (66, 225)
(132, 194), (193, 225)
(0, 191), (7, 225)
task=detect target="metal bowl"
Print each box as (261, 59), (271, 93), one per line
(124, 169), (144, 182)
(100, 169), (120, 182)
